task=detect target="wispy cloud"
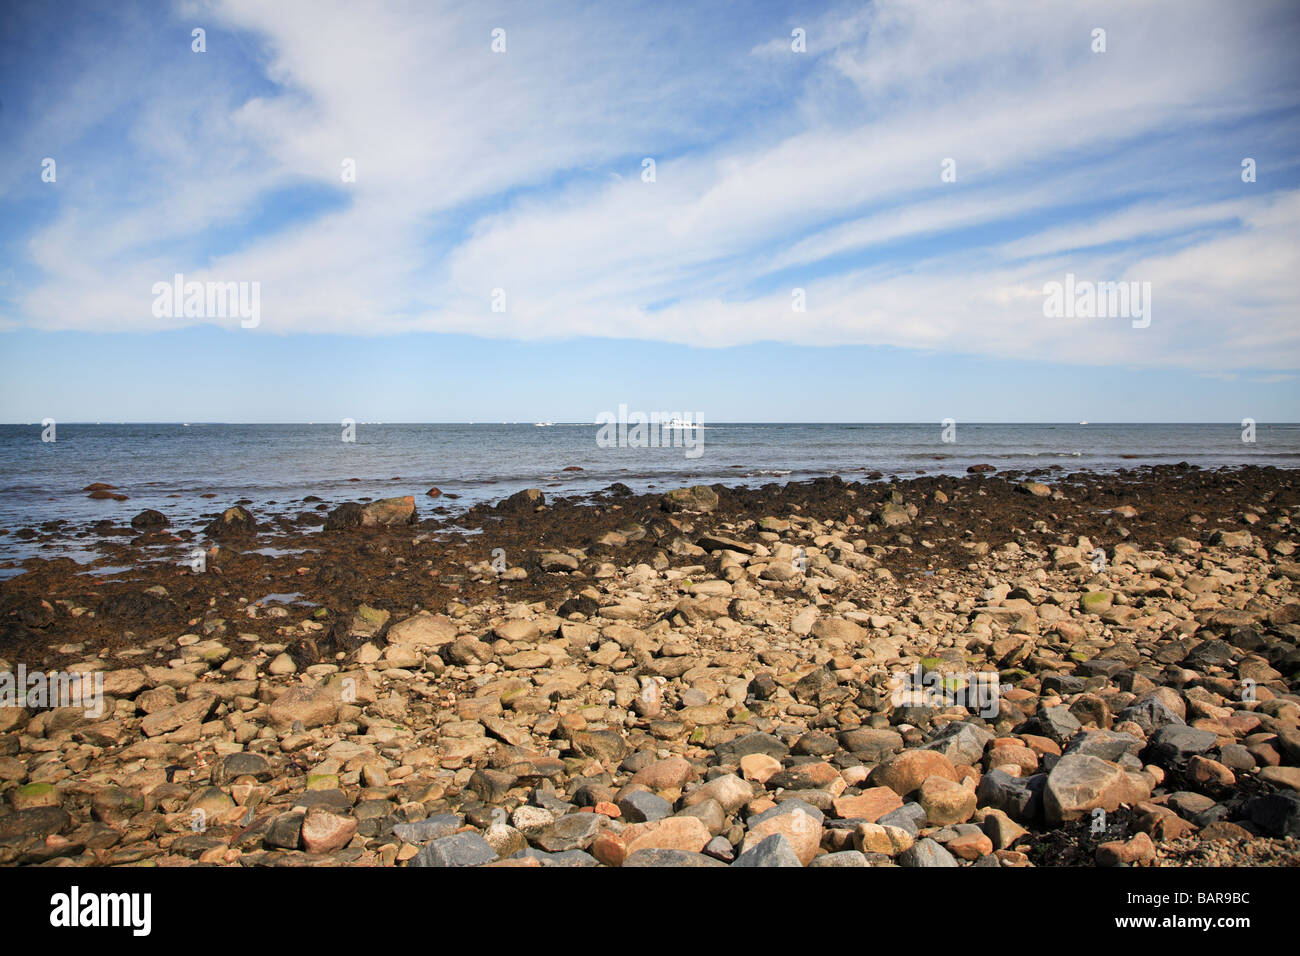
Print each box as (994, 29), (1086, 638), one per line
(1, 0), (1298, 374)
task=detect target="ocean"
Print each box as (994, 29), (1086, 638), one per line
(1, 422), (1297, 565)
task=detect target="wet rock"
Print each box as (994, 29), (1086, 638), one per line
(130, 509), (169, 531)
(204, 505), (256, 539)
(661, 486), (719, 513)
(361, 496), (416, 528)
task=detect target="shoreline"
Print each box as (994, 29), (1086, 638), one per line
(0, 463), (1297, 867)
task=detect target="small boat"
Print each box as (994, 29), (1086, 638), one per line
(663, 417), (699, 429)
(1079, 420), (1088, 425)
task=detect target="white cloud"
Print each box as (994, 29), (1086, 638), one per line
(4, 0), (1299, 372)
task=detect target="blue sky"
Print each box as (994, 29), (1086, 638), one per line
(1, 0), (1298, 423)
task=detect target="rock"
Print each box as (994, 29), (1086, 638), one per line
(130, 509), (168, 531)
(918, 776), (977, 825)
(809, 850), (871, 867)
(921, 721), (994, 766)
(324, 502), (364, 531)
(534, 813), (602, 852)
(853, 822), (914, 855)
(268, 685), (339, 729)
(871, 750), (959, 796)
(10, 782), (60, 811)
(90, 787), (144, 826)
(946, 831), (994, 861)
(140, 696), (215, 737)
(204, 505), (256, 539)
(714, 733), (789, 763)
(264, 812), (305, 849)
(629, 756), (697, 791)
(540, 552), (580, 572)
(617, 790), (672, 823)
(879, 502), (911, 527)
(1044, 754), (1130, 825)
(731, 833), (803, 867)
(386, 611), (457, 648)
(898, 837), (959, 867)
(741, 801), (822, 865)
(392, 815), (465, 844)
(831, 787), (903, 822)
(739, 753), (783, 784)
(661, 485), (719, 513)
(682, 774), (752, 814)
(1096, 832), (1156, 866)
(0, 806), (70, 844)
(980, 808), (1029, 850)
(500, 488), (545, 512)
(623, 848), (727, 867)
(212, 752), (273, 785)
(1244, 793), (1300, 838)
(1145, 726), (1218, 766)
(622, 816), (711, 856)
(300, 807), (357, 854)
(839, 727), (904, 761)
(410, 832), (500, 867)
(359, 496), (416, 527)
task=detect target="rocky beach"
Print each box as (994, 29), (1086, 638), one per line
(0, 463), (1298, 868)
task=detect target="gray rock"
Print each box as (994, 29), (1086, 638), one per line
(975, 770), (1043, 824)
(898, 837), (958, 867)
(747, 797), (825, 828)
(713, 732), (789, 762)
(212, 751), (273, 785)
(515, 848), (601, 867)
(617, 790), (672, 823)
(410, 832), (499, 867)
(532, 813), (601, 852)
(731, 833), (803, 867)
(1023, 706), (1081, 745)
(1115, 698), (1184, 734)
(808, 850), (871, 867)
(1145, 725), (1218, 765)
(876, 802), (928, 835)
(920, 721), (994, 766)
(838, 727), (904, 761)
(703, 835), (736, 862)
(624, 848), (727, 867)
(1064, 730), (1143, 762)
(391, 814), (464, 844)
(1245, 793), (1300, 838)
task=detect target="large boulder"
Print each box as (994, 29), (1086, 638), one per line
(1043, 754), (1130, 825)
(203, 505), (255, 539)
(361, 495), (416, 527)
(661, 485), (719, 513)
(386, 611), (458, 648)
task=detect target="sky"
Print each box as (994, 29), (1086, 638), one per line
(1, 0), (1298, 423)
